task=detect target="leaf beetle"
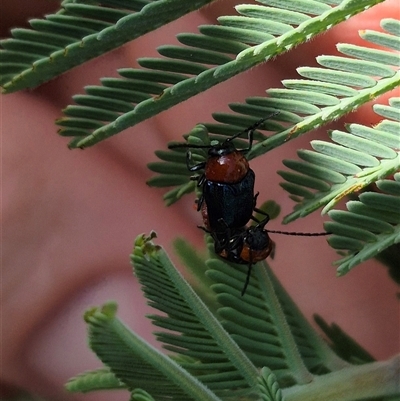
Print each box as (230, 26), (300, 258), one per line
(169, 112), (279, 231)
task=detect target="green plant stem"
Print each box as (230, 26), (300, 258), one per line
(282, 354), (400, 401)
(255, 264), (314, 384)
(158, 251), (260, 388)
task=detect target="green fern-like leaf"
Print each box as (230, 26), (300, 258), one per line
(201, 236), (350, 380)
(279, 96), (400, 222)
(55, 0), (385, 148)
(131, 233), (261, 398)
(0, 0), (215, 92)
(272, 92), (400, 274)
(324, 172), (400, 275)
(83, 300), (222, 401)
(133, 232), (355, 392)
(69, 232), (400, 400)
(313, 315), (376, 365)
(148, 17), (400, 206)
(258, 367), (285, 401)
(66, 368), (126, 392)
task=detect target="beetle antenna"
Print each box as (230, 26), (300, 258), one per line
(168, 111), (279, 150)
(168, 143), (211, 150)
(226, 111), (280, 143)
(265, 230), (331, 236)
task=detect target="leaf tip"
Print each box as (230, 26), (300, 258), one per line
(133, 231), (161, 259)
(84, 301), (118, 322)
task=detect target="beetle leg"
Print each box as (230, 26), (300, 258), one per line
(186, 151), (206, 172)
(241, 265), (252, 296)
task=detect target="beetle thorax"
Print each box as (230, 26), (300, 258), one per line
(205, 152), (249, 183)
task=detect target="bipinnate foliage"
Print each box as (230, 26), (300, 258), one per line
(2, 1), (399, 274)
(2, 0), (392, 148)
(66, 233), (400, 400)
(143, 4), (400, 278)
(149, 18), (400, 275)
(2, 0), (399, 399)
(151, 95), (400, 277)
(0, 0), (216, 92)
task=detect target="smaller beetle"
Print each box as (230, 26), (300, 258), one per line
(204, 211), (330, 296)
(209, 215), (274, 296)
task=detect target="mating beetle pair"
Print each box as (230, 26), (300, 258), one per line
(169, 115), (277, 295)
(169, 113), (329, 295)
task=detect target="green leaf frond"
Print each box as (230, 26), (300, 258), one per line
(275, 94), (400, 274)
(148, 17), (399, 206)
(313, 315), (375, 365)
(279, 96), (400, 222)
(258, 367), (285, 401)
(66, 367), (126, 392)
(131, 232), (261, 398)
(71, 232), (399, 400)
(83, 300), (222, 401)
(55, 0), (385, 148)
(0, 0), (215, 93)
(202, 235), (349, 379)
(325, 172), (400, 275)
(130, 232), (353, 395)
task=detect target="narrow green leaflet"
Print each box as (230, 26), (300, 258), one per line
(313, 315), (375, 365)
(131, 389), (156, 401)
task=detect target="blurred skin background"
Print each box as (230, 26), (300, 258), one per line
(1, 0), (399, 400)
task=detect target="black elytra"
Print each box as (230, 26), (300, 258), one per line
(169, 112), (279, 231)
(202, 170), (256, 230)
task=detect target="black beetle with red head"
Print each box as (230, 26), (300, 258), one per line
(169, 113), (279, 231)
